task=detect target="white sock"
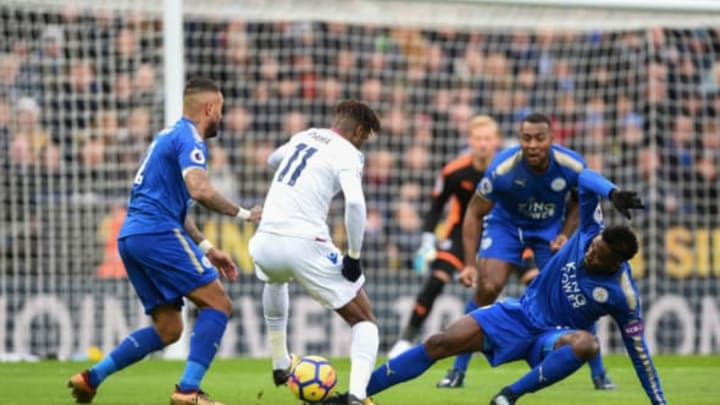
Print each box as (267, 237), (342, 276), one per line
(263, 283), (290, 370)
(349, 321), (379, 399)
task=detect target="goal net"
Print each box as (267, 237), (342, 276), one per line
(1, 0), (719, 359)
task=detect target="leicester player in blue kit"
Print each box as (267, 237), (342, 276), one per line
(363, 169), (667, 404)
(441, 113), (619, 389)
(67, 78), (261, 405)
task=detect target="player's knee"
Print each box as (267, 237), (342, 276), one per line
(424, 332), (453, 359)
(344, 308), (375, 326)
(475, 278), (502, 304)
(570, 332), (599, 360)
(216, 294), (233, 317)
(431, 270), (451, 284)
(155, 320), (184, 345)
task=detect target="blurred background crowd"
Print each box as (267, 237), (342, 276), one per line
(1, 6), (718, 277)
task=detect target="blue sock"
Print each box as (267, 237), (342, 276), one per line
(88, 326), (164, 387)
(177, 309), (228, 392)
(367, 344), (435, 395)
(509, 345), (585, 396)
(588, 351), (606, 378)
(451, 298), (479, 372)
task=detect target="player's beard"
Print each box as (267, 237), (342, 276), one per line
(205, 117), (221, 138)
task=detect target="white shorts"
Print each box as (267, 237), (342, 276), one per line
(249, 231), (365, 309)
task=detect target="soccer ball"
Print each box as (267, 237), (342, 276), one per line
(288, 355), (337, 403)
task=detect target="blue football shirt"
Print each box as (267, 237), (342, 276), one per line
(119, 118), (208, 238)
(521, 169), (666, 404)
(476, 144), (586, 241)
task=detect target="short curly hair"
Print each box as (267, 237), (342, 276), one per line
(601, 225), (639, 262)
(334, 99), (381, 135)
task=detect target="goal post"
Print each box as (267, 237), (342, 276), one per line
(0, 0), (719, 360)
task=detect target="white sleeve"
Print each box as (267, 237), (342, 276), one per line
(338, 166), (366, 259)
(267, 141), (293, 170)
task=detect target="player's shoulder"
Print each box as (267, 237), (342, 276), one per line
(489, 145), (523, 177)
(162, 118), (204, 147)
(441, 153), (473, 177)
(551, 144), (586, 174)
(305, 128), (363, 168)
(596, 265), (639, 311)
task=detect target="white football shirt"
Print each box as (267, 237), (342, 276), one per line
(258, 128), (365, 242)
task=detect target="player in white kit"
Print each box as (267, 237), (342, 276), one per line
(249, 100), (381, 405)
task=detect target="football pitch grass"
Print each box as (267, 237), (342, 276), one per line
(1, 355), (718, 404)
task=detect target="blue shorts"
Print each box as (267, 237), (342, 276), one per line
(119, 230), (218, 314)
(479, 217), (553, 268)
(471, 298), (574, 368)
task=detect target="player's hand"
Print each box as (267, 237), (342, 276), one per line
(247, 205), (262, 222)
(413, 232), (437, 274)
(207, 248), (238, 281)
(341, 255), (362, 282)
(610, 189), (645, 220)
(459, 265), (477, 288)
(550, 234), (569, 252)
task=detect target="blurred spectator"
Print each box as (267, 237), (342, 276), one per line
(663, 115), (697, 214)
(700, 62), (720, 94)
(127, 107), (151, 146)
(553, 92), (580, 146)
(402, 145), (430, 184)
(363, 204), (390, 270)
(239, 140), (275, 201)
(382, 107), (410, 148)
(113, 72), (133, 113)
(208, 143), (239, 201)
(388, 199), (423, 271)
(0, 7), (719, 276)
(694, 150), (718, 216)
(96, 204), (128, 278)
(52, 59), (98, 144)
(282, 111), (308, 137)
(553, 59), (575, 92)
(695, 121), (720, 216)
(360, 77), (384, 107)
(114, 27), (138, 72)
(122, 107), (152, 166)
(0, 97), (10, 154)
(132, 63), (161, 108)
(365, 148), (395, 208)
(9, 97), (49, 167)
(224, 105), (252, 138)
(0, 53), (22, 103)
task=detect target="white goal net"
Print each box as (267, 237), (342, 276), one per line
(0, 0), (719, 359)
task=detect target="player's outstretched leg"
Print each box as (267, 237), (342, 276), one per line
(389, 272), (448, 359)
(369, 315), (485, 396)
(261, 282), (298, 386)
(492, 331), (596, 403)
(67, 317), (168, 402)
(171, 280), (232, 405)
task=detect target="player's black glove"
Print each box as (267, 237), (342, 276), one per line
(342, 255), (362, 282)
(610, 189), (645, 220)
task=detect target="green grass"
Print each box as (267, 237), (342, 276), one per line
(1, 355), (718, 404)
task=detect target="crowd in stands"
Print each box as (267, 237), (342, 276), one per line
(1, 6), (718, 275)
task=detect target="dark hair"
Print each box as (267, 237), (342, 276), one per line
(183, 77), (221, 97)
(601, 225), (639, 262)
(334, 99), (381, 135)
(521, 112), (552, 129)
